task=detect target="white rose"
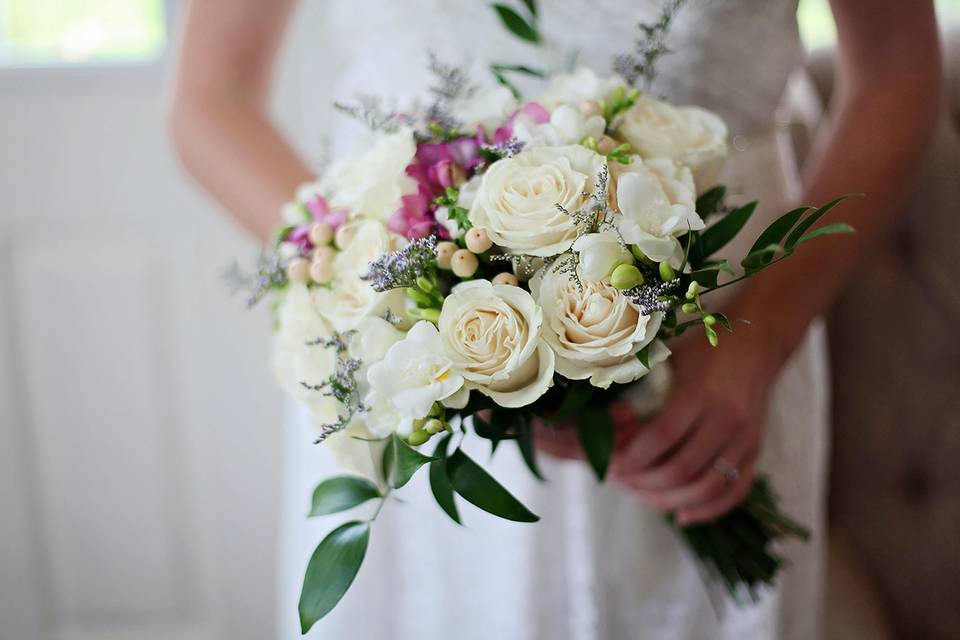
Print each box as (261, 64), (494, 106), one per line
(572, 231), (634, 282)
(321, 128), (418, 219)
(616, 95), (728, 190)
(530, 258), (671, 388)
(536, 67), (624, 109)
(367, 321), (465, 421)
(272, 283), (337, 404)
(314, 220), (409, 331)
(613, 158), (704, 267)
(512, 104), (606, 148)
(452, 85), (518, 132)
(469, 145), (607, 257)
(438, 280), (555, 407)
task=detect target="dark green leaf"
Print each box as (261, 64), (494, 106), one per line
(742, 243), (786, 272)
(712, 312), (733, 332)
(490, 63), (547, 78)
(691, 261), (734, 288)
(513, 413), (545, 481)
(636, 343), (652, 369)
(553, 383), (593, 420)
(521, 0), (538, 18)
(299, 521), (370, 633)
(446, 448), (539, 522)
(309, 476), (381, 517)
(697, 202), (757, 259)
(382, 434), (435, 489)
(784, 196), (848, 250)
(574, 406), (614, 481)
(491, 4), (541, 43)
(429, 435), (461, 525)
(746, 206), (809, 262)
(696, 185), (727, 217)
(794, 223), (855, 247)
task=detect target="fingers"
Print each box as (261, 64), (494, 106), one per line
(624, 437), (756, 514)
(610, 392), (700, 475)
(675, 454), (758, 525)
(616, 415), (732, 492)
(532, 420), (582, 461)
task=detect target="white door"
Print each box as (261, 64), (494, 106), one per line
(0, 2), (293, 638)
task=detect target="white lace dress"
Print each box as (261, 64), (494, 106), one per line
(277, 1), (829, 638)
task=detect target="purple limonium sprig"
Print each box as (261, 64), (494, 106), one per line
(361, 235), (438, 292)
(300, 330), (367, 443)
(624, 277), (683, 315)
(481, 137), (525, 159)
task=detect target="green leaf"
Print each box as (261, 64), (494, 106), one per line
(696, 185), (727, 217)
(697, 202), (757, 259)
(382, 434), (435, 489)
(794, 222), (855, 247)
(784, 196), (848, 250)
(553, 383), (593, 420)
(742, 243), (786, 272)
(636, 343), (652, 369)
(446, 448), (539, 522)
(691, 261), (734, 288)
(521, 0), (538, 18)
(574, 406), (615, 481)
(491, 4), (541, 43)
(298, 521), (370, 633)
(513, 413), (545, 481)
(713, 312), (733, 332)
(429, 435), (461, 525)
(745, 206), (809, 263)
(309, 476), (381, 517)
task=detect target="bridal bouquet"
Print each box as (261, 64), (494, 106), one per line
(232, 3), (850, 633)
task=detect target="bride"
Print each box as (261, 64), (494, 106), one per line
(169, 1), (940, 638)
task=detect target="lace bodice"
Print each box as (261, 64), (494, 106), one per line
(296, 0), (801, 142)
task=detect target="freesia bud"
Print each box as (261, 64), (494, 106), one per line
(703, 314), (717, 327)
(706, 327), (719, 347)
(681, 302), (698, 314)
(424, 418), (445, 434)
(659, 261), (676, 282)
(686, 281), (700, 300)
(611, 264), (644, 290)
(407, 429), (430, 446)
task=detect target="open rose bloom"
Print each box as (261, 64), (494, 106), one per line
(239, 57), (850, 632)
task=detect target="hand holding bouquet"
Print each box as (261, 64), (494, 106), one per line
(231, 29), (851, 634)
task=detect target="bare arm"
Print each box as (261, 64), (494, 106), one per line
(168, 0), (311, 242)
(612, 0), (942, 523)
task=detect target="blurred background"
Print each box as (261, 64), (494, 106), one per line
(0, 1), (957, 639)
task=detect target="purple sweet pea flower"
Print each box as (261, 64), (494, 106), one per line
(387, 185), (440, 240)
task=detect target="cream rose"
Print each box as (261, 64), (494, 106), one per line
(530, 257), (671, 388)
(469, 145), (607, 257)
(438, 280), (555, 407)
(536, 67), (624, 109)
(612, 158), (704, 267)
(616, 95), (728, 190)
(321, 128), (418, 219)
(313, 220), (409, 331)
(452, 85), (518, 133)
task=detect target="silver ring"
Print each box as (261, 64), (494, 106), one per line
(713, 457), (740, 484)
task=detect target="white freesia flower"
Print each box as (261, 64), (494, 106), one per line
(530, 258), (670, 388)
(616, 95), (728, 190)
(536, 67), (624, 109)
(469, 145), (607, 256)
(452, 85), (518, 132)
(323, 419), (387, 481)
(438, 280), (555, 407)
(272, 284), (337, 404)
(321, 128), (418, 219)
(367, 321), (465, 420)
(613, 158), (704, 267)
(572, 231), (635, 282)
(313, 220), (409, 331)
(512, 104), (606, 147)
